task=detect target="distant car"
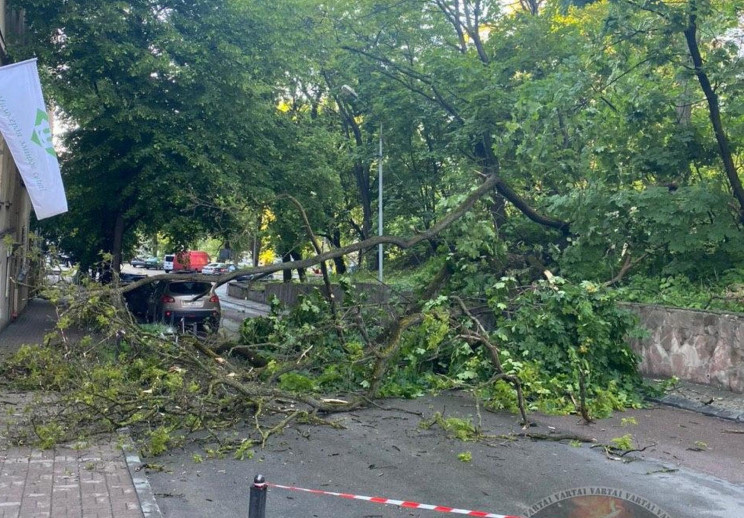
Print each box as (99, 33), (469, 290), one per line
(45, 254), (74, 274)
(163, 254), (175, 273)
(201, 262), (222, 275)
(120, 272), (147, 285)
(130, 257), (147, 268)
(143, 256), (162, 269)
(149, 280), (220, 331)
(202, 262), (234, 275)
(235, 272), (272, 282)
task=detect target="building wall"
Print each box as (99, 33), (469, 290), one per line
(0, 0), (32, 332)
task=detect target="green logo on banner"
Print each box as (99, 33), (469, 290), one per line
(30, 108), (56, 157)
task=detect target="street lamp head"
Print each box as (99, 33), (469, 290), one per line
(341, 84), (358, 99)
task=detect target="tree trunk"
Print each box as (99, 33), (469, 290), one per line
(353, 159), (374, 269)
(330, 229), (347, 274)
(684, 9), (744, 223)
(112, 212), (125, 273)
(489, 194), (507, 233)
(290, 250), (307, 282)
(334, 78), (374, 271)
(148, 232), (159, 259)
(253, 213), (263, 267)
(282, 252), (292, 282)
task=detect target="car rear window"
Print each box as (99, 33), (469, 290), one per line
(167, 282), (212, 295)
(164, 255), (174, 261)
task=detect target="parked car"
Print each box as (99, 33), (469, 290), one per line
(235, 272), (272, 282)
(202, 262), (235, 275)
(130, 257), (147, 268)
(45, 254), (74, 275)
(163, 255), (174, 272)
(163, 251), (210, 273)
(149, 280), (220, 331)
(143, 256), (163, 269)
(202, 262), (222, 275)
(120, 272), (147, 285)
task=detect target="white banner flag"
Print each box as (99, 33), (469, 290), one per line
(0, 58), (67, 219)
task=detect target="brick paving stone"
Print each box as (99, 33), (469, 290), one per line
(0, 443), (143, 518)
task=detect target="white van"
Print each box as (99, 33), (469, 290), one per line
(163, 254), (175, 273)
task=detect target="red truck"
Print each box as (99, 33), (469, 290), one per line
(162, 251), (210, 273)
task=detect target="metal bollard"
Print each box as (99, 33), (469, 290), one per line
(249, 474), (267, 518)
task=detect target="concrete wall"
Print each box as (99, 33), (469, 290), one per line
(627, 303), (744, 393)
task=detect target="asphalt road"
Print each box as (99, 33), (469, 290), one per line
(145, 392), (744, 518)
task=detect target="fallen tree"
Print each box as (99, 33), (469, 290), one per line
(1, 174), (648, 455)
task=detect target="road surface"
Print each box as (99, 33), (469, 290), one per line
(146, 392), (744, 518)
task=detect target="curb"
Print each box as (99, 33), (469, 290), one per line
(651, 395), (744, 422)
(118, 427), (164, 518)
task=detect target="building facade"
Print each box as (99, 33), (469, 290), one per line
(0, 0), (32, 332)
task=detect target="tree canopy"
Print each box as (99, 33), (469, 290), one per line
(7, 0), (744, 284)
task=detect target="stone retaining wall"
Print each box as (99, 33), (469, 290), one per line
(626, 303), (744, 393)
(227, 280), (389, 307)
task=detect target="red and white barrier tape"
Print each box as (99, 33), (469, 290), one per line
(266, 482), (524, 518)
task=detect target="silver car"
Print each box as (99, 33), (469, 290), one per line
(202, 262), (228, 275)
(149, 280), (220, 331)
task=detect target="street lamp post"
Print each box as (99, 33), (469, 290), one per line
(377, 124), (383, 283)
(341, 85), (383, 283)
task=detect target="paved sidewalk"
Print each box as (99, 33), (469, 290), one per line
(0, 299), (58, 362)
(1, 441), (142, 518)
(0, 299), (147, 518)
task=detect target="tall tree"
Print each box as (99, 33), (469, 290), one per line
(10, 0), (282, 270)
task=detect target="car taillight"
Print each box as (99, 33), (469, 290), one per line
(161, 295), (175, 303)
(209, 295), (219, 303)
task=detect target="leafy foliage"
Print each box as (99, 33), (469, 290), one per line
(553, 184), (744, 281)
(11, 0), (284, 268)
(234, 263), (649, 419)
(488, 277), (645, 417)
(618, 271), (744, 313)
(420, 413), (480, 442)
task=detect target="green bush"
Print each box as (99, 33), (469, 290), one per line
(488, 276), (646, 415)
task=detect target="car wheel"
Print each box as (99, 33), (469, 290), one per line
(164, 270), (170, 273)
